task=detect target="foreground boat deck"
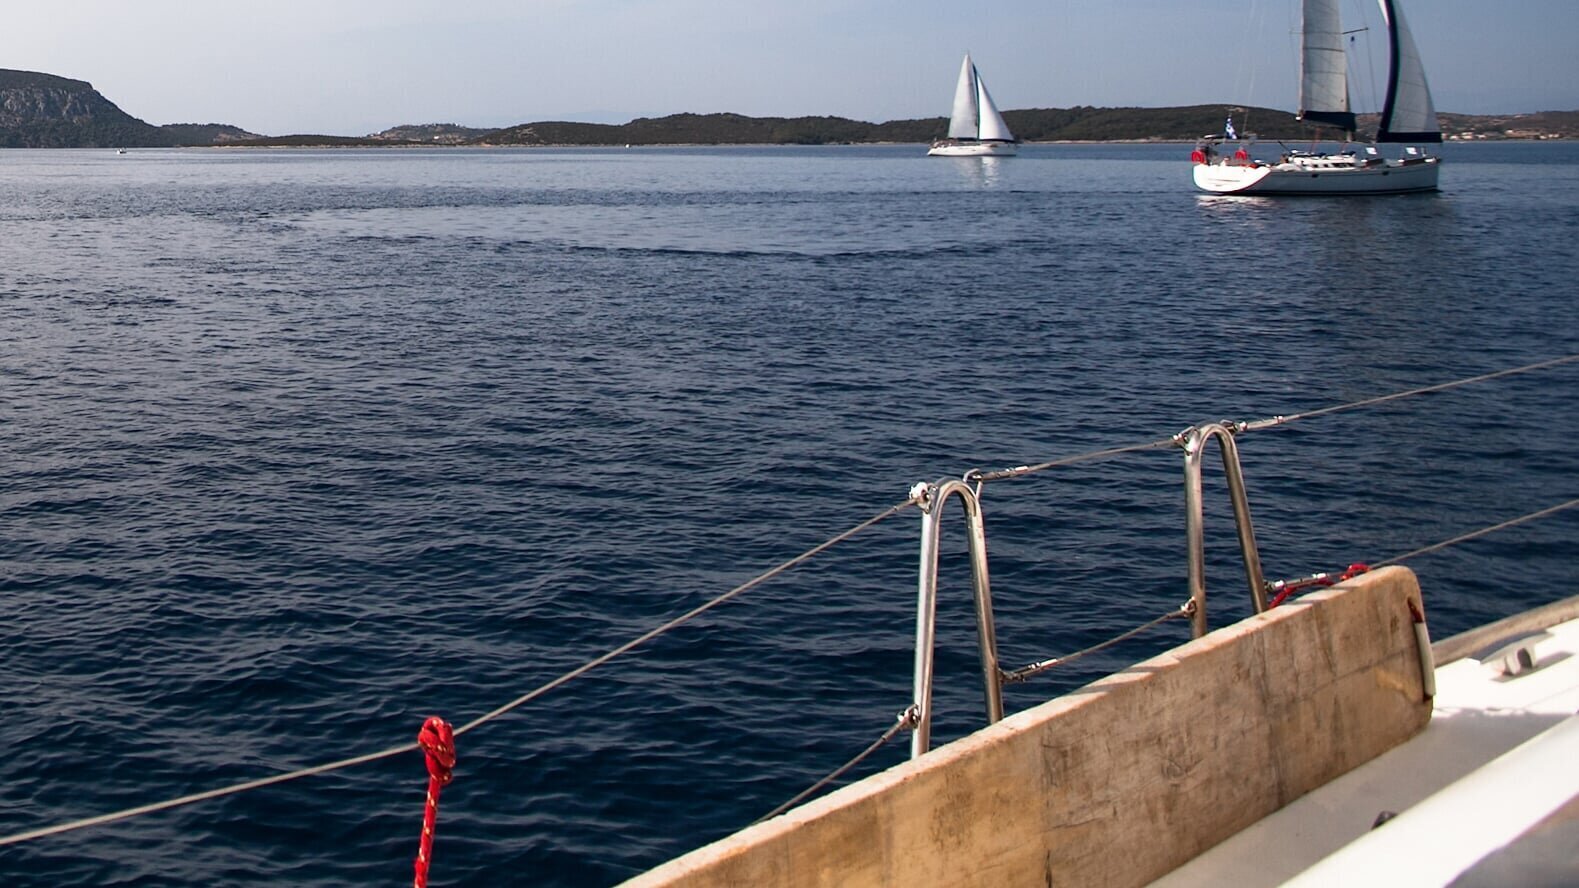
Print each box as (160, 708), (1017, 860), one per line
(623, 572), (1578, 887)
(624, 569), (1439, 887)
(1153, 604), (1579, 887)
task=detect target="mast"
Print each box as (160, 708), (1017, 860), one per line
(1375, 0), (1442, 143)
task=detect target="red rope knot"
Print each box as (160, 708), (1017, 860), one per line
(414, 716), (457, 888)
(1267, 563), (1371, 609)
(419, 716), (456, 786)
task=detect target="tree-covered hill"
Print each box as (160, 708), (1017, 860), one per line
(4, 66), (1575, 149)
(484, 113), (883, 146)
(479, 106), (1343, 146)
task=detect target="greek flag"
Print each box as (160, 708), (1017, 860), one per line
(1225, 117), (1237, 140)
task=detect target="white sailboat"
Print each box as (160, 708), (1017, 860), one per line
(928, 54), (1018, 157)
(1192, 0), (1441, 195)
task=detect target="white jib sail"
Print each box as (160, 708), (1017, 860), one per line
(974, 74), (1014, 142)
(947, 55), (981, 139)
(1379, 0), (1439, 138)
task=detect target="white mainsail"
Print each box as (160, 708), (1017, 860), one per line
(1298, 0), (1355, 132)
(946, 54), (1014, 143)
(947, 55), (980, 139)
(1376, 0), (1440, 142)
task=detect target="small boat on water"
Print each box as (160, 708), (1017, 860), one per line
(927, 54), (1018, 157)
(1192, 0), (1442, 195)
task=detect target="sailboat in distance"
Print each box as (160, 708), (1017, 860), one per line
(1192, 0), (1441, 194)
(928, 54), (1018, 157)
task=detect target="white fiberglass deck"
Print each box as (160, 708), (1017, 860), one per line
(1152, 606), (1579, 887)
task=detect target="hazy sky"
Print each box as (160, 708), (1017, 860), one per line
(3, 0), (1575, 136)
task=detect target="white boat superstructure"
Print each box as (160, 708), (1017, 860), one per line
(928, 54), (1018, 157)
(1192, 0), (1441, 194)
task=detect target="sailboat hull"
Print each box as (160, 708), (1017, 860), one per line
(927, 140), (1019, 158)
(1193, 156), (1440, 195)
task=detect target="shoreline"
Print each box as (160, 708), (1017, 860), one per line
(121, 136), (1577, 151)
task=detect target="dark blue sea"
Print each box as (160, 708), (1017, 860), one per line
(2, 142), (1576, 886)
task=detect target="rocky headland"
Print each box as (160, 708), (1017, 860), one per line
(0, 69), (257, 147)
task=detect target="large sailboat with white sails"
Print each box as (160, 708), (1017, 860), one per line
(1192, 0), (1442, 195)
(928, 54), (1018, 157)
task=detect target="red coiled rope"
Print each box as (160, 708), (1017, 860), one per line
(413, 716), (456, 888)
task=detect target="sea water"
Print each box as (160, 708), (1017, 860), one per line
(1, 142), (1576, 885)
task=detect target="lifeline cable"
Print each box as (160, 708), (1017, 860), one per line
(451, 496), (917, 736)
(972, 353), (1579, 484)
(761, 598), (1198, 820)
(0, 744), (414, 848)
(3, 357), (1577, 848)
(1240, 353), (1579, 429)
(0, 497), (918, 849)
(754, 705), (919, 825)
(1003, 599), (1197, 684)
(1373, 498), (1579, 568)
(770, 494), (1579, 823)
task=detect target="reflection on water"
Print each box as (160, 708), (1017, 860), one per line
(943, 154), (1010, 188)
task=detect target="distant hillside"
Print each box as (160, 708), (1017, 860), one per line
(0, 68), (256, 147)
(160, 123), (262, 144)
(483, 113), (879, 146)
(4, 66), (1574, 149)
(224, 134), (410, 148)
(479, 106), (1336, 146)
(371, 123), (494, 144)
(476, 106), (1579, 147)
(1435, 110), (1579, 140)
(224, 108), (1579, 148)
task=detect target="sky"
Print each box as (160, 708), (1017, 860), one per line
(3, 0), (1576, 137)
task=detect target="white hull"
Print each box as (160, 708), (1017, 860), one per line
(927, 140), (1018, 158)
(1193, 155), (1440, 195)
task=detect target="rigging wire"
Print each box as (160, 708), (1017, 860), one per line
(1351, 0), (1382, 127)
(1230, 0), (1266, 130)
(1246, 0), (1261, 123)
